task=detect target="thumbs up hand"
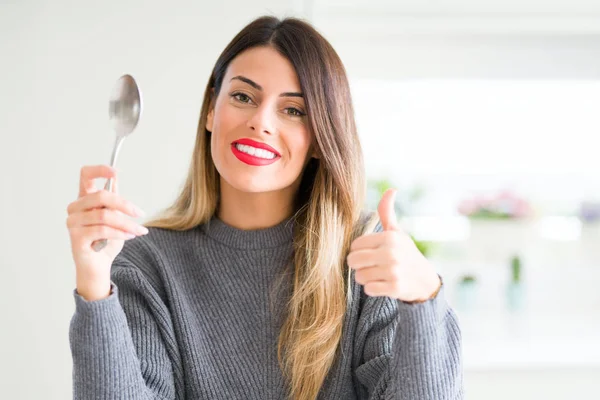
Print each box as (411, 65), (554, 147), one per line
(348, 189), (442, 303)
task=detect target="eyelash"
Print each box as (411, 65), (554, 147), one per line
(285, 107), (306, 117)
(230, 92), (306, 117)
(232, 92), (253, 104)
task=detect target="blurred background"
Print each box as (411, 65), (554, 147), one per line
(1, 0), (599, 399)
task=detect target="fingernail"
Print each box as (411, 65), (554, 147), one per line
(136, 225), (149, 235)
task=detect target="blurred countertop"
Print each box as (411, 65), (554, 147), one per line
(436, 261), (600, 371)
(459, 310), (600, 370)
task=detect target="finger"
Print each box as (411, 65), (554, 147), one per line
(350, 230), (401, 252)
(347, 248), (385, 270)
(112, 173), (119, 194)
(354, 265), (398, 285)
(377, 188), (399, 231)
(71, 225), (138, 248)
(363, 281), (396, 297)
(78, 165), (117, 198)
(67, 208), (148, 236)
(67, 189), (142, 218)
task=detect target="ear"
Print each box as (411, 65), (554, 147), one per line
(206, 108), (214, 133)
(310, 141), (320, 159)
(205, 88), (216, 132)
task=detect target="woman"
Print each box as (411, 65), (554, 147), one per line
(66, 16), (463, 400)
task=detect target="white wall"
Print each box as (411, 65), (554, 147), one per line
(1, 1), (599, 399)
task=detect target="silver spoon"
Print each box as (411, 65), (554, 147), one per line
(92, 74), (142, 252)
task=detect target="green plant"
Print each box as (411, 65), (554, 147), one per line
(372, 178), (394, 197)
(412, 235), (432, 257)
(468, 209), (514, 220)
(510, 255), (522, 283)
(367, 178), (432, 256)
(367, 178), (426, 216)
(459, 274), (477, 284)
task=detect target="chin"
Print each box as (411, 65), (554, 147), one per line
(215, 153), (303, 195)
(221, 172), (284, 194)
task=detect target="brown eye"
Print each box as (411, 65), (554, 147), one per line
(232, 92), (252, 104)
(285, 107), (305, 117)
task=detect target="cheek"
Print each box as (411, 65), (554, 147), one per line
(212, 103), (238, 137)
(286, 126), (312, 160)
(210, 104), (244, 157)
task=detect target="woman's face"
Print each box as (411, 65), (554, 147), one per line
(206, 46), (315, 195)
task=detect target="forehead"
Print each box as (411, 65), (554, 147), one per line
(224, 46), (301, 91)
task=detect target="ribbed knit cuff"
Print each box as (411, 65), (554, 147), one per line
(71, 282), (132, 346)
(395, 284), (451, 339)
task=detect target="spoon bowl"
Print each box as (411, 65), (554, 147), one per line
(109, 75), (142, 136)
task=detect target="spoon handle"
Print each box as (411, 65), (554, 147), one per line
(91, 136), (124, 252)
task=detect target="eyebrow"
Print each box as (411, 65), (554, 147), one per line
(230, 75), (304, 98)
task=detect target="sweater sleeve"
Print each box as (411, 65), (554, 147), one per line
(69, 261), (179, 400)
(352, 282), (464, 399)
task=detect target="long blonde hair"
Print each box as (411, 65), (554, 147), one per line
(144, 16), (377, 399)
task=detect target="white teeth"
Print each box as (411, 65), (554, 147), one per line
(235, 143), (277, 160)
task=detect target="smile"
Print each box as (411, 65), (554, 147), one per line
(231, 138), (281, 166)
(234, 143), (277, 159)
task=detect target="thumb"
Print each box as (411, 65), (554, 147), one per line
(377, 188), (399, 231)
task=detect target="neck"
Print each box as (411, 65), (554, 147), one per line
(217, 178), (299, 230)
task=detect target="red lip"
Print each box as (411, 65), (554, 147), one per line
(233, 138), (281, 157)
(231, 138), (281, 166)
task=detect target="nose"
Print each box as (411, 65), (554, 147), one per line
(246, 103), (276, 135)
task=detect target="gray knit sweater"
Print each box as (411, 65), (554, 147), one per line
(69, 215), (463, 399)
